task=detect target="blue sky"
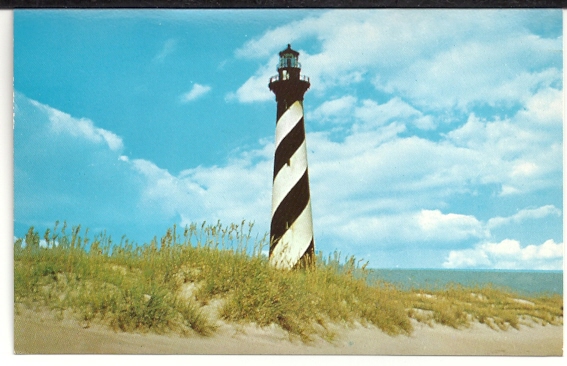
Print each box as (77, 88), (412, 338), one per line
(13, 9), (563, 269)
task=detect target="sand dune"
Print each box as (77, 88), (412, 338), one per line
(14, 310), (563, 356)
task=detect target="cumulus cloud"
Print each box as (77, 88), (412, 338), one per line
(180, 83), (212, 103)
(128, 141), (273, 230)
(15, 93), (272, 241)
(380, 45), (561, 111)
(417, 210), (488, 241)
(14, 94), (145, 236)
(443, 88), (562, 195)
(487, 205), (562, 229)
(230, 10), (562, 231)
(443, 239), (563, 270)
(353, 97), (436, 131)
(20, 93), (483, 252)
(326, 209), (487, 249)
(225, 55), (278, 103)
(28, 99), (123, 151)
(302, 85), (561, 258)
(232, 10), (561, 108)
(14, 86), (562, 269)
(309, 131), (482, 214)
(307, 95), (357, 124)
(307, 96), (435, 131)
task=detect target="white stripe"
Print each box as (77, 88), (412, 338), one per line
(275, 101), (303, 149)
(269, 201), (313, 269)
(271, 140), (308, 215)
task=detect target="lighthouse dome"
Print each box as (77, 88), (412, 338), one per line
(279, 44), (299, 57)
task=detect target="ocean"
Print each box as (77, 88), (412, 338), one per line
(367, 269), (563, 296)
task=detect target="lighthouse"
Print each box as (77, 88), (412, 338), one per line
(268, 44), (314, 269)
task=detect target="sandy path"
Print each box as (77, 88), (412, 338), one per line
(13, 312), (563, 355)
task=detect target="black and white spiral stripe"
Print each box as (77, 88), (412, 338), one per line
(269, 100), (314, 269)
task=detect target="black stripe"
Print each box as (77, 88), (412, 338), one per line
(270, 170), (310, 252)
(273, 118), (305, 179)
(294, 239), (315, 269)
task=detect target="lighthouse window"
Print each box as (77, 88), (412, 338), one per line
(279, 54), (299, 69)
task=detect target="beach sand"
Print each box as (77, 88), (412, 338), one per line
(13, 309), (563, 355)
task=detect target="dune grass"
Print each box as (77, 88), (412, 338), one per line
(14, 221), (563, 342)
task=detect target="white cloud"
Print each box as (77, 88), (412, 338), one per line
(443, 248), (491, 268)
(353, 97), (436, 131)
(129, 158), (204, 218)
(180, 83), (212, 103)
(306, 95), (436, 133)
(418, 210), (487, 241)
(128, 142), (273, 229)
(224, 13), (561, 259)
(15, 237), (51, 249)
(235, 13), (325, 59)
(225, 56), (278, 103)
(443, 239), (563, 270)
(499, 186), (521, 196)
(25, 88), (559, 262)
(233, 10), (561, 109)
(14, 94), (146, 236)
(28, 99), (123, 151)
(153, 38), (177, 62)
(307, 117), (561, 248)
(97, 129), (124, 151)
(307, 95), (357, 124)
(381, 46), (561, 111)
(308, 132), (482, 215)
(302, 89), (561, 252)
(487, 205), (562, 229)
(444, 88), (562, 195)
(117, 104), (560, 256)
(514, 86), (563, 126)
(17, 93), (275, 241)
(326, 209), (486, 249)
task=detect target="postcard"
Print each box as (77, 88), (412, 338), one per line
(12, 9), (563, 355)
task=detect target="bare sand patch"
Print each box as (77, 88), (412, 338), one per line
(14, 310), (562, 355)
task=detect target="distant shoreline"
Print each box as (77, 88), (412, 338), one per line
(371, 268), (563, 272)
(367, 268), (564, 296)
